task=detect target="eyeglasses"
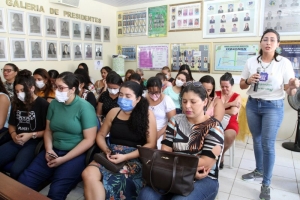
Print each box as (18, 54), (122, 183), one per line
(54, 85), (69, 92)
(148, 91), (161, 96)
(2, 69), (14, 73)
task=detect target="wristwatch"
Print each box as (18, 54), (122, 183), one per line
(32, 132), (37, 139)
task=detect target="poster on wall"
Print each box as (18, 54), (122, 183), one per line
(203, 0), (259, 38)
(59, 19), (70, 39)
(60, 41), (71, 61)
(117, 8), (147, 37)
(94, 25), (101, 41)
(278, 41), (300, 78)
(72, 21), (82, 39)
(95, 43), (103, 60)
(0, 37), (8, 61)
(27, 13), (42, 36)
(0, 8), (7, 33)
(137, 44), (168, 70)
(73, 42), (83, 60)
(84, 43), (93, 60)
(148, 5), (168, 37)
(45, 16), (57, 37)
(29, 39), (43, 61)
(169, 2), (201, 31)
(171, 43), (210, 72)
(117, 45), (136, 61)
(9, 38), (27, 61)
(260, 1), (300, 36)
(213, 43), (259, 73)
(45, 40), (58, 60)
(7, 9), (25, 34)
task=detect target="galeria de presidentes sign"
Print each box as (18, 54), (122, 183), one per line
(6, 0), (101, 23)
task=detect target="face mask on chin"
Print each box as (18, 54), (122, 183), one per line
(55, 89), (70, 103)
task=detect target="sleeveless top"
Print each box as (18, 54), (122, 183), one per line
(205, 96), (216, 117)
(109, 109), (146, 147)
(0, 92), (11, 128)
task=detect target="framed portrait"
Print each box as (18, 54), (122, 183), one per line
(203, 0), (259, 38)
(0, 8), (7, 33)
(94, 25), (101, 41)
(103, 26), (110, 42)
(171, 43), (211, 72)
(260, 1), (300, 36)
(29, 39), (43, 61)
(9, 38), (27, 61)
(60, 41), (71, 60)
(73, 42), (83, 60)
(169, 2), (202, 32)
(59, 19), (70, 38)
(45, 40), (58, 60)
(27, 13), (42, 36)
(84, 23), (92, 40)
(7, 9), (25, 34)
(84, 43), (93, 59)
(72, 21), (82, 39)
(0, 37), (8, 61)
(45, 16), (57, 37)
(117, 45), (136, 61)
(95, 43), (102, 60)
(278, 41), (300, 78)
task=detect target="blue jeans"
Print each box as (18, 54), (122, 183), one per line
(137, 177), (219, 200)
(18, 149), (86, 200)
(246, 96), (284, 186)
(0, 139), (40, 179)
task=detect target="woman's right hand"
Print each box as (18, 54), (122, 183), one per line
(248, 73), (261, 84)
(45, 149), (58, 162)
(195, 166), (211, 180)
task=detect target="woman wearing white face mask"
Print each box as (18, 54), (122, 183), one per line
(76, 74), (97, 110)
(0, 70), (49, 180)
(146, 77), (176, 149)
(33, 68), (55, 103)
(163, 72), (190, 114)
(97, 72), (123, 119)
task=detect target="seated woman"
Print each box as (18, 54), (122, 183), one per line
(163, 72), (190, 114)
(2, 63), (19, 99)
(76, 74), (97, 109)
(136, 68), (147, 87)
(0, 77), (11, 146)
(97, 72), (123, 119)
(94, 66), (113, 97)
(216, 72), (241, 169)
(78, 63), (95, 84)
(33, 68), (55, 103)
(18, 72), (97, 200)
(146, 77), (176, 149)
(82, 81), (157, 200)
(48, 69), (59, 88)
(200, 75), (225, 122)
(156, 73), (172, 92)
(179, 64), (194, 81)
(74, 68), (97, 100)
(161, 66), (174, 83)
(0, 70), (49, 179)
(138, 81), (224, 200)
(124, 69), (135, 82)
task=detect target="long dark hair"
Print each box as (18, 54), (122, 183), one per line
(106, 71), (123, 86)
(74, 68), (92, 84)
(33, 68), (53, 99)
(78, 63), (89, 74)
(48, 70), (59, 79)
(75, 74), (89, 90)
(120, 81), (149, 143)
(257, 29), (280, 63)
(179, 64), (194, 80)
(125, 69), (135, 82)
(179, 82), (208, 110)
(0, 77), (9, 95)
(200, 75), (216, 98)
(146, 77), (162, 90)
(13, 69), (36, 112)
(57, 72), (79, 95)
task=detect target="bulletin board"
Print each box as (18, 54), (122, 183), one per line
(278, 41), (300, 78)
(117, 45), (136, 61)
(137, 44), (169, 70)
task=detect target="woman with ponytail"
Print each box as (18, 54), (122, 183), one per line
(0, 69), (49, 179)
(33, 68), (55, 103)
(82, 81), (157, 200)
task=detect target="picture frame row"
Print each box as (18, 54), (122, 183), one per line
(0, 37), (103, 62)
(0, 8), (110, 42)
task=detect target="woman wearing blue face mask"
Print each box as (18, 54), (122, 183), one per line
(97, 71), (123, 119)
(18, 72), (97, 200)
(0, 69), (49, 180)
(82, 81), (157, 200)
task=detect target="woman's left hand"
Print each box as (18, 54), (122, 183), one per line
(107, 153), (126, 164)
(47, 157), (65, 168)
(16, 133), (32, 146)
(289, 78), (300, 89)
(195, 166), (211, 180)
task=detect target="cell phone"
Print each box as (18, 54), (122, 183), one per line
(47, 152), (58, 158)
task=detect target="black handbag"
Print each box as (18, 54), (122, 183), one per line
(93, 152), (125, 173)
(138, 146), (199, 196)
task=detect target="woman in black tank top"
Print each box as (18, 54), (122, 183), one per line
(82, 81), (157, 200)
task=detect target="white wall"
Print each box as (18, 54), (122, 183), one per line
(118, 0), (300, 140)
(0, 0), (117, 82)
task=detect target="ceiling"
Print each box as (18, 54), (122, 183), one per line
(94, 0), (166, 7)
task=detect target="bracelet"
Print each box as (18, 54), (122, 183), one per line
(245, 78), (251, 85)
(9, 131), (16, 135)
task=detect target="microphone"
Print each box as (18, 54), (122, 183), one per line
(253, 67), (262, 92)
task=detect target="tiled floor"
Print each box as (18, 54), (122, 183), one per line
(40, 137), (300, 200)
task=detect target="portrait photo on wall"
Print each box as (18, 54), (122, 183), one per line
(103, 26), (110, 42)
(84, 43), (93, 59)
(60, 19), (70, 38)
(7, 9), (25, 34)
(9, 38), (27, 61)
(29, 39), (43, 61)
(95, 43), (102, 60)
(45, 40), (58, 60)
(72, 21), (81, 39)
(0, 37), (8, 61)
(27, 13), (42, 36)
(61, 41), (71, 60)
(84, 23), (92, 40)
(94, 25), (101, 41)
(278, 42), (300, 78)
(73, 43), (83, 60)
(45, 16), (57, 37)
(0, 8), (7, 33)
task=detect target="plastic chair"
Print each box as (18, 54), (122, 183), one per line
(229, 140), (235, 169)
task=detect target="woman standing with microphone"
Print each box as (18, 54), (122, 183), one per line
(240, 29), (299, 200)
